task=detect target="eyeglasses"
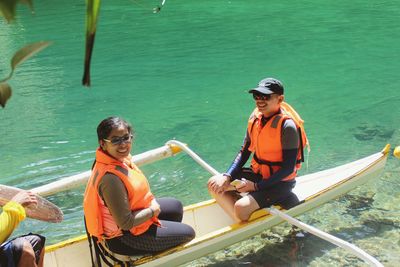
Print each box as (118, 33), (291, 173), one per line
(103, 134), (133, 145)
(252, 93), (275, 101)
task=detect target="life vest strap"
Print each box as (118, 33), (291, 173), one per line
(253, 154), (282, 166)
(270, 115), (282, 129)
(254, 153), (302, 166)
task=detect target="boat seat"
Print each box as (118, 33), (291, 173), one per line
(97, 239), (148, 267)
(84, 215), (149, 267)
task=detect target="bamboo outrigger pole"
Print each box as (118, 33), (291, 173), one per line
(31, 143), (182, 197)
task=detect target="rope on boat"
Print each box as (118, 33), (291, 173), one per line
(166, 139), (384, 267)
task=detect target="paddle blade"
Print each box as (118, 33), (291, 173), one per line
(25, 196), (64, 223)
(0, 185), (63, 223)
(0, 83), (12, 108)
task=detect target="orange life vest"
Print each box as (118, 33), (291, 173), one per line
(247, 105), (308, 181)
(83, 148), (159, 241)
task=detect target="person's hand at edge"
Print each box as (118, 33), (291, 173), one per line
(11, 191), (38, 208)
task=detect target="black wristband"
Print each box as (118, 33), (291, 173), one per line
(254, 182), (259, 191)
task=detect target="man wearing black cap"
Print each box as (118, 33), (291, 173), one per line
(208, 77), (301, 222)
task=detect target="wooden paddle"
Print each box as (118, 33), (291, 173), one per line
(0, 184), (63, 223)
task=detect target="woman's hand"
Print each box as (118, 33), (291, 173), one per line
(149, 199), (161, 217)
(235, 178), (256, 193)
(11, 191), (38, 208)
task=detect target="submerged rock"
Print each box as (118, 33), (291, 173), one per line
(352, 123), (394, 141)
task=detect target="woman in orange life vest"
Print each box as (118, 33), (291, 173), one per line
(208, 78), (304, 223)
(83, 117), (195, 255)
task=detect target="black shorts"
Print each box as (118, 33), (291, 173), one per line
(0, 233), (45, 267)
(231, 168), (296, 208)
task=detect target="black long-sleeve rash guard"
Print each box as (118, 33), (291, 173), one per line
(226, 117), (299, 191)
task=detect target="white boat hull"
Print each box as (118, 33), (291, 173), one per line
(44, 148), (388, 267)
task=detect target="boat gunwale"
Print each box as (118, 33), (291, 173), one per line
(133, 149), (388, 265)
(44, 147), (389, 266)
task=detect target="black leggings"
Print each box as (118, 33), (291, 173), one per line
(106, 197), (195, 255)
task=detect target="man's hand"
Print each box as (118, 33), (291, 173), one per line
(207, 174), (230, 194)
(11, 191), (38, 208)
(235, 178), (256, 193)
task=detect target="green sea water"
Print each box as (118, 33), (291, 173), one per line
(1, 0), (399, 266)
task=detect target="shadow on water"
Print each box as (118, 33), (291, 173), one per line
(202, 223), (394, 267)
(342, 194), (375, 217)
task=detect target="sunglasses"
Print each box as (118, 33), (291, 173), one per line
(252, 93), (275, 101)
(103, 134), (133, 145)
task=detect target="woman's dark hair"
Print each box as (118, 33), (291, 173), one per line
(96, 116), (132, 141)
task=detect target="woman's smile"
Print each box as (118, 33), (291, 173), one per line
(102, 126), (132, 161)
(117, 147), (129, 155)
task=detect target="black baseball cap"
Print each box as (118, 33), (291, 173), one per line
(248, 78), (284, 95)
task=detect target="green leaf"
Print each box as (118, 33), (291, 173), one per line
(82, 0), (101, 86)
(0, 0), (17, 22)
(11, 41), (51, 71)
(0, 82), (12, 108)
(0, 0), (34, 23)
(86, 0), (101, 34)
(1, 41), (51, 82)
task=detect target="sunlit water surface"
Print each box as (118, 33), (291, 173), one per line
(1, 0), (399, 266)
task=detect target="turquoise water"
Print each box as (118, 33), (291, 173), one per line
(1, 0), (399, 265)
